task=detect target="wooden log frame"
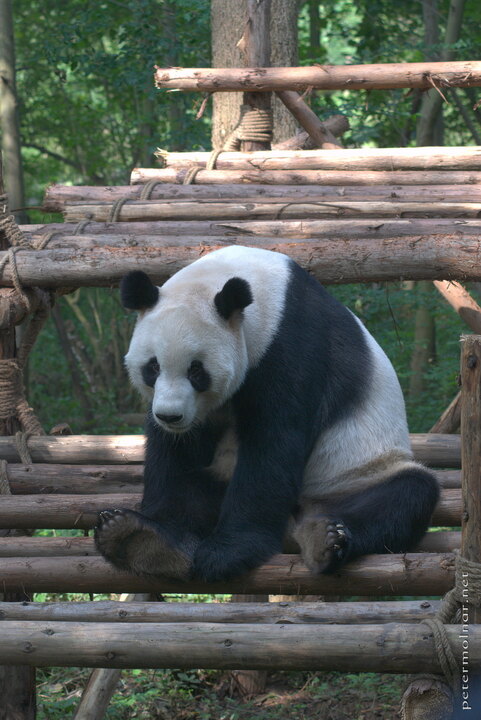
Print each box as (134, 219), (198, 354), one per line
(131, 168), (481, 185)
(0, 489), (462, 529)
(6, 236), (481, 288)
(0, 599), (443, 624)
(0, 531), (462, 557)
(0, 553), (456, 595)
(0, 620), (479, 672)
(153, 61), (481, 93)
(154, 147), (481, 171)
(0, 433), (462, 465)
(3, 464), (460, 494)
(43, 182), (481, 211)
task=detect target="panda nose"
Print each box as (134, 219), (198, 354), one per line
(156, 413), (184, 425)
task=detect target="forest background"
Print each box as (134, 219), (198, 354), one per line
(2, 0), (481, 435)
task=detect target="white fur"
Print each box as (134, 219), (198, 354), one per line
(125, 246), (290, 432)
(301, 315), (414, 500)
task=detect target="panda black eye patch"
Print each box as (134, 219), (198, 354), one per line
(141, 357), (160, 387)
(187, 360), (211, 392)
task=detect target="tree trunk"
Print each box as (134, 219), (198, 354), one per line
(0, 0), (27, 224)
(211, 0), (298, 150)
(409, 280), (436, 399)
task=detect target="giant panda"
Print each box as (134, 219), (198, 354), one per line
(95, 245), (439, 583)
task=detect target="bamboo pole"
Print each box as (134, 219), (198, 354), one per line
(22, 219), (481, 245)
(5, 237), (481, 288)
(0, 599), (441, 624)
(131, 167), (481, 185)
(155, 147), (481, 171)
(64, 199), (481, 223)
(0, 553), (455, 595)
(0, 488), (460, 529)
(0, 433), (461, 465)
(0, 530), (462, 558)
(43, 183), (481, 211)
(153, 62), (481, 92)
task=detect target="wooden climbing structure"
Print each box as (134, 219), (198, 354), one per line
(2, 49), (481, 720)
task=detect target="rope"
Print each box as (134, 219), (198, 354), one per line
(73, 220), (91, 235)
(183, 149), (224, 185)
(109, 198), (129, 222)
(421, 552), (481, 699)
(14, 431), (33, 464)
(36, 231), (61, 250)
(140, 180), (161, 200)
(0, 459), (11, 495)
(223, 105), (273, 152)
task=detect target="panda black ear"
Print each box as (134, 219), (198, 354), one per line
(214, 277), (253, 321)
(120, 271), (159, 310)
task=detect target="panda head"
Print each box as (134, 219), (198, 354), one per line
(121, 270), (253, 433)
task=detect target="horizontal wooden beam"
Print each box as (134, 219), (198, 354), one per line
(0, 553), (455, 595)
(4, 238), (481, 287)
(22, 219), (481, 247)
(6, 464), (143, 494)
(154, 62), (481, 92)
(0, 433), (460, 466)
(43, 182), (481, 212)
(0, 489), (461, 529)
(2, 621), (478, 671)
(0, 599), (441, 624)
(63, 200), (481, 223)
(5, 464), (459, 494)
(0, 531), (461, 557)
(131, 167), (481, 185)
(156, 147), (481, 171)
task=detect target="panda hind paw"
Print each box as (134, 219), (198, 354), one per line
(298, 515), (351, 575)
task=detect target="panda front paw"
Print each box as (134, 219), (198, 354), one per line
(95, 508), (195, 580)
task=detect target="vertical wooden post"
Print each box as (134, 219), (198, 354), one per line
(0, 157), (36, 720)
(239, 0), (272, 151)
(459, 334), (481, 712)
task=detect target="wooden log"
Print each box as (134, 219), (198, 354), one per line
(1, 621), (479, 672)
(0, 530), (461, 558)
(0, 599), (441, 624)
(0, 553), (456, 595)
(0, 488), (461, 529)
(429, 392), (461, 434)
(63, 199), (481, 223)
(2, 464), (461, 495)
(131, 167), (481, 186)
(0, 433), (461, 466)
(155, 147), (481, 171)
(434, 279), (481, 334)
(461, 336), (481, 625)
(6, 464), (144, 494)
(44, 183), (481, 211)
(276, 91), (342, 148)
(5, 236), (481, 288)
(23, 219), (481, 245)
(154, 62), (481, 93)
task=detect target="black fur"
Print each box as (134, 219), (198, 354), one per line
(97, 259), (439, 583)
(214, 277), (253, 320)
(187, 360), (211, 392)
(120, 271), (159, 310)
(141, 357), (160, 387)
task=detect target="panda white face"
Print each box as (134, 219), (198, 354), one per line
(124, 279), (251, 434)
